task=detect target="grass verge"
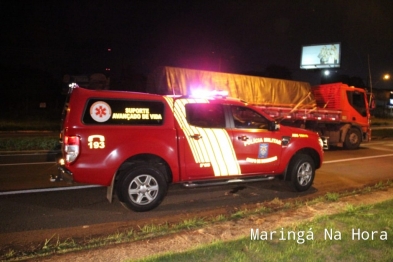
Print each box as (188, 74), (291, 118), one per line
(137, 198), (393, 262)
(2, 181), (392, 261)
(0, 136), (60, 151)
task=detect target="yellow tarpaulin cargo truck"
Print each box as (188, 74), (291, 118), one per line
(147, 67), (371, 150)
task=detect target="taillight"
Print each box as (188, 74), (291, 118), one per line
(64, 136), (80, 163)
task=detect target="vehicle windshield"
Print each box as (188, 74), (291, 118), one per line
(347, 91), (367, 116)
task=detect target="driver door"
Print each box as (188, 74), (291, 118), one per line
(229, 106), (282, 174)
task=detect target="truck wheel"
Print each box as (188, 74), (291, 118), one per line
(117, 166), (167, 212)
(288, 154), (315, 192)
(344, 128), (361, 150)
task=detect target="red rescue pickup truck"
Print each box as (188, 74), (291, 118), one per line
(58, 86), (324, 212)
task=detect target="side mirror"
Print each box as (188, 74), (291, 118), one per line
(269, 121), (280, 131)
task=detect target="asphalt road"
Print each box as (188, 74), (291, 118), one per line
(1, 139), (393, 240)
(1, 125), (392, 262)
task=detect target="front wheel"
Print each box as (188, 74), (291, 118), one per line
(344, 128), (361, 150)
(116, 165), (168, 212)
(288, 154), (315, 192)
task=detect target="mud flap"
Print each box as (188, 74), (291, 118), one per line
(106, 174), (116, 203)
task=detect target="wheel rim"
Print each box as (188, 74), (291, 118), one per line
(128, 174), (159, 205)
(297, 162), (312, 186)
(349, 132), (359, 144)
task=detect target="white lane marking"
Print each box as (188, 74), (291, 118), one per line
(0, 162), (56, 166)
(324, 154), (393, 164)
(0, 185), (102, 196)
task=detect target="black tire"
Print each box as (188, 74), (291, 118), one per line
(288, 154), (315, 192)
(116, 165), (168, 212)
(344, 128), (361, 150)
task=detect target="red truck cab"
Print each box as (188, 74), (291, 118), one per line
(58, 86), (324, 211)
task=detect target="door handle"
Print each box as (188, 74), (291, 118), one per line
(237, 135), (249, 141)
(190, 134), (202, 140)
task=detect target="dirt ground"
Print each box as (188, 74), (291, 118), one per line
(10, 186), (392, 262)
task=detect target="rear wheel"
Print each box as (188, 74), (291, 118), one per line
(117, 165), (167, 212)
(288, 154), (315, 192)
(344, 128), (361, 150)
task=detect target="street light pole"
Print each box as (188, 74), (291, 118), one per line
(368, 54), (373, 104)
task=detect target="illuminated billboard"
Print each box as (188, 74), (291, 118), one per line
(300, 43), (341, 69)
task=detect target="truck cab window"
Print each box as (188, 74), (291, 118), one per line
(347, 91), (367, 117)
(185, 103), (225, 128)
(231, 106), (268, 129)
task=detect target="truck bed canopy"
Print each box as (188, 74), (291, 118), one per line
(147, 66), (316, 108)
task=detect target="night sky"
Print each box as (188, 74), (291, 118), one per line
(1, 0), (392, 86)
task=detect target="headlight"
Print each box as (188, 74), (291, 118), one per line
(318, 136), (329, 150)
(318, 137), (324, 149)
